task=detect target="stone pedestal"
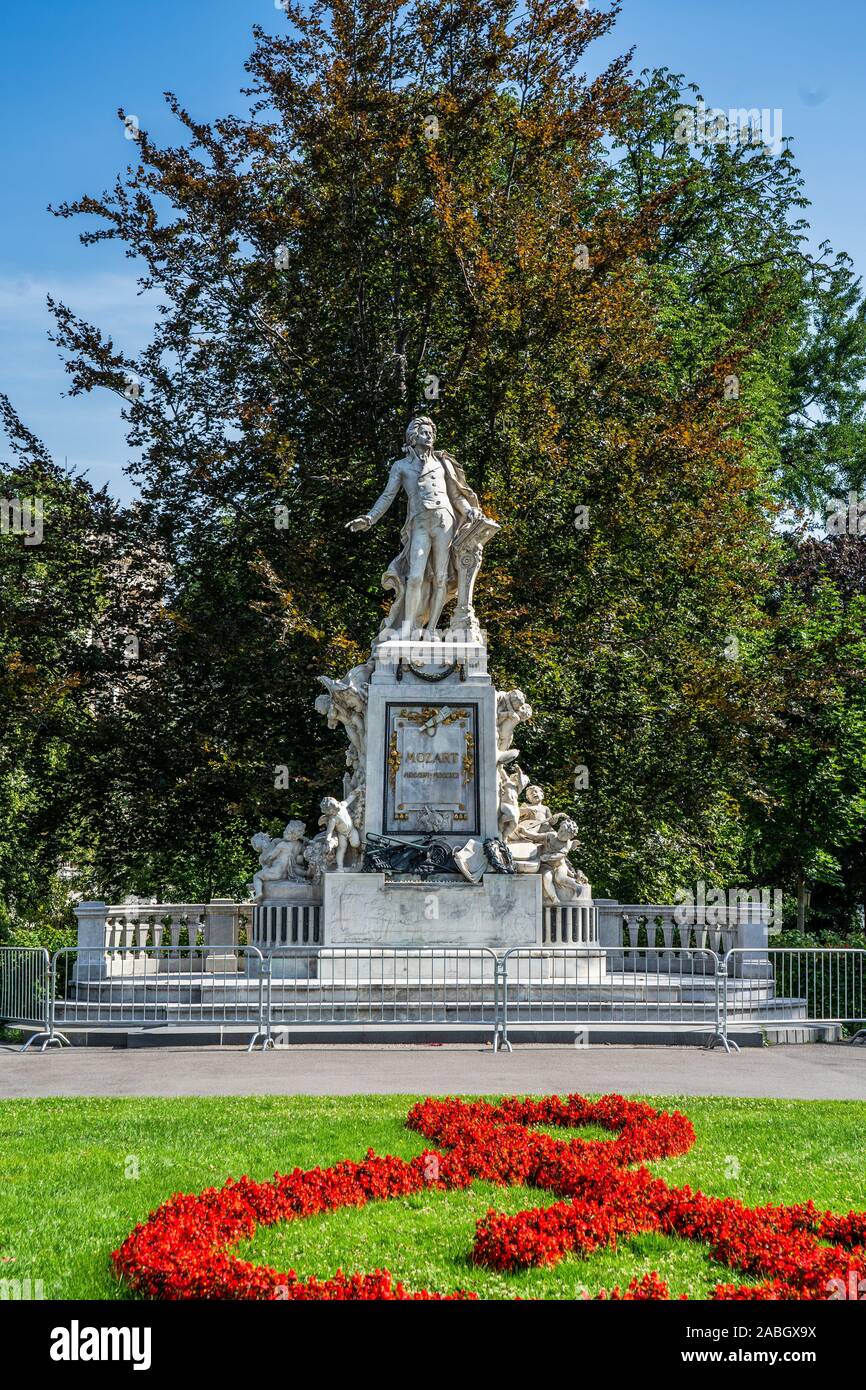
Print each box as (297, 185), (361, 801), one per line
(363, 631), (499, 842)
(202, 898), (240, 973)
(318, 630), (550, 951)
(323, 871), (542, 948)
(72, 901), (110, 982)
(728, 915), (773, 979)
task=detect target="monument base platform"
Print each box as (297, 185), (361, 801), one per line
(323, 871), (541, 948)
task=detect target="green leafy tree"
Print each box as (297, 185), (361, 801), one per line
(3, 0), (865, 913)
(746, 538), (866, 931)
(0, 399), (114, 934)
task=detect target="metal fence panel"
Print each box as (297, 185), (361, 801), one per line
(498, 946), (724, 1048)
(263, 946), (500, 1041)
(51, 946), (268, 1047)
(723, 948), (866, 1032)
(0, 947), (51, 1040)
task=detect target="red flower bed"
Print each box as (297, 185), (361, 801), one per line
(112, 1094), (866, 1300)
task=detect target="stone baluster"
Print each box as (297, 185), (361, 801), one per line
(168, 913), (184, 954)
(102, 911), (117, 950)
(134, 914), (150, 953)
(117, 913), (134, 951)
(191, 912), (205, 952)
(109, 906), (124, 950)
(715, 913), (729, 957)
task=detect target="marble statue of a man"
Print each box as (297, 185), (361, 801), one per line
(346, 416), (495, 636)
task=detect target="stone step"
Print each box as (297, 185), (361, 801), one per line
(36, 1021), (842, 1048)
(52, 997), (810, 1027)
(61, 975), (779, 1003)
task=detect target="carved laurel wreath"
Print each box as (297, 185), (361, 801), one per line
(396, 658), (466, 682)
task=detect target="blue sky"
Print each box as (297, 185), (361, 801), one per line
(0, 0), (863, 497)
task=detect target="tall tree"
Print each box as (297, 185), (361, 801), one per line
(0, 399), (115, 933)
(6, 0), (862, 905)
(747, 536), (866, 932)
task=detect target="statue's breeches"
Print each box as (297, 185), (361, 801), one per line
(411, 506), (454, 530)
(406, 510), (455, 580)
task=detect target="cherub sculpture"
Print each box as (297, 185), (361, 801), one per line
(536, 816), (589, 905)
(517, 784), (556, 839)
(315, 660), (372, 797)
(497, 756), (529, 840)
(496, 688), (533, 754)
(318, 791), (362, 871)
(250, 820), (309, 897)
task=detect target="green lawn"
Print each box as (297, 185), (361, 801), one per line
(1, 1094), (864, 1300)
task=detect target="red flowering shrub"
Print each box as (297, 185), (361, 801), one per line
(597, 1272), (674, 1300)
(112, 1094), (865, 1301)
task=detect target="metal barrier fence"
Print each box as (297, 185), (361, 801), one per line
(263, 946), (500, 1044)
(47, 946), (269, 1050)
(3, 944), (865, 1052)
(496, 947), (726, 1051)
(0, 947), (53, 1049)
(722, 948), (866, 1038)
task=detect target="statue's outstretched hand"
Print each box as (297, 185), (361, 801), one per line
(346, 515), (372, 532)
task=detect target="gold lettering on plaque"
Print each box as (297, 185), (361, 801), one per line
(462, 731), (475, 785)
(388, 730), (401, 791)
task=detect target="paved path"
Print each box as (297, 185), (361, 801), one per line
(0, 1043), (864, 1100)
